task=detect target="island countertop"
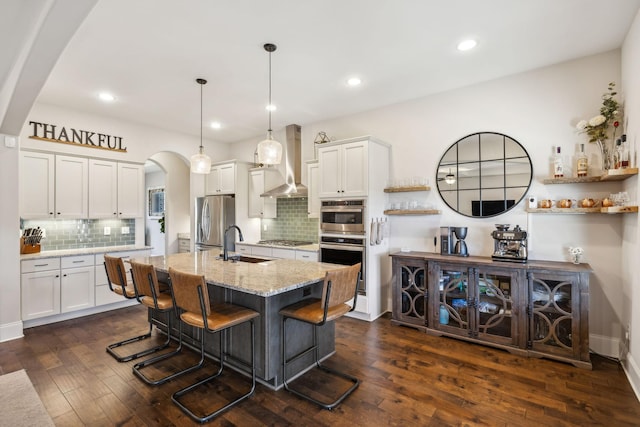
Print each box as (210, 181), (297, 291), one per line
(131, 251), (346, 297)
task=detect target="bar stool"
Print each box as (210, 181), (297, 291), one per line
(103, 254), (170, 362)
(168, 267), (259, 423)
(280, 263), (361, 410)
(129, 260), (197, 385)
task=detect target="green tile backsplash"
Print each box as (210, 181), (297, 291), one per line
(261, 198), (319, 243)
(21, 218), (136, 250)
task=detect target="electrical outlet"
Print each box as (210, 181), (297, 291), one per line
(121, 226), (130, 234)
(263, 224), (268, 231)
(104, 226), (111, 235)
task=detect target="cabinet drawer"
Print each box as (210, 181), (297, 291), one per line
(61, 255), (95, 269)
(235, 245), (251, 255)
(22, 257), (61, 273)
(178, 239), (190, 249)
(272, 248), (296, 259)
(251, 246), (273, 257)
(296, 250), (318, 262)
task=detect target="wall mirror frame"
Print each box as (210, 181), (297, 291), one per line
(436, 132), (533, 218)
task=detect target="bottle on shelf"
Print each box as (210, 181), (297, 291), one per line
(576, 143), (588, 177)
(553, 146), (564, 178)
(614, 139), (622, 169)
(621, 134), (630, 169)
(439, 304), (449, 325)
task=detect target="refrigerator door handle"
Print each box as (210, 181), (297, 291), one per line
(203, 198), (211, 241)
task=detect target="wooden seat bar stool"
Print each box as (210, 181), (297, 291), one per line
(129, 260), (199, 385)
(103, 254), (171, 362)
(279, 263), (361, 410)
(168, 267), (259, 423)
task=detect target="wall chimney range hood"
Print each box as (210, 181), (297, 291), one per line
(260, 124), (308, 198)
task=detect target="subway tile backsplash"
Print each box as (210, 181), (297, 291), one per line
(21, 218), (135, 251)
(261, 198), (319, 243)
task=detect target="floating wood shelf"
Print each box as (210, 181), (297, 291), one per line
(384, 185), (431, 193)
(543, 168), (638, 184)
(526, 206), (638, 214)
(384, 209), (441, 215)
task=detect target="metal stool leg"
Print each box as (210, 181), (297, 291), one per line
(106, 317), (171, 363)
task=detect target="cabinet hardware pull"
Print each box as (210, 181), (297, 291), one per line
(34, 264), (48, 267)
(72, 260), (84, 263)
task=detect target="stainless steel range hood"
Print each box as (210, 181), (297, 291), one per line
(260, 124), (308, 198)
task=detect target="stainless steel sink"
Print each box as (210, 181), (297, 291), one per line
(230, 256), (271, 263)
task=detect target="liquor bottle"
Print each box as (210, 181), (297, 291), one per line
(621, 134), (630, 168)
(553, 146), (564, 178)
(576, 143), (588, 177)
(613, 139), (622, 169)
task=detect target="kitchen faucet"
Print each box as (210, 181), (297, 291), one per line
(223, 225), (244, 261)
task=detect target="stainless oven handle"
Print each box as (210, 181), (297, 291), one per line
(320, 243), (365, 252)
(320, 208), (364, 213)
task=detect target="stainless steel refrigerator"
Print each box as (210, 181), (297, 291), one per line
(195, 195), (235, 252)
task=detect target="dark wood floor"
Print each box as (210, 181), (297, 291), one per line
(1, 305), (639, 426)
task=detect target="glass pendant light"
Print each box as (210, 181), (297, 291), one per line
(256, 43), (282, 165)
(190, 78), (212, 174)
(445, 169), (456, 184)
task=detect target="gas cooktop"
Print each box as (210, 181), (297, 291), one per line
(257, 239), (314, 247)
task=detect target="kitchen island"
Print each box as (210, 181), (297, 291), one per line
(131, 251), (349, 389)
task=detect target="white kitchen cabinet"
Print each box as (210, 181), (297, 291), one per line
(234, 243), (252, 255)
(88, 159), (118, 218)
(232, 244), (318, 261)
(318, 140), (368, 198)
(295, 250), (318, 261)
(272, 248), (296, 259)
(19, 151), (55, 219)
(206, 162), (236, 195)
(117, 163), (145, 218)
(307, 160), (320, 218)
(55, 155), (89, 218)
(60, 255), (95, 313)
(21, 258), (61, 321)
(95, 249), (151, 306)
(248, 168), (281, 218)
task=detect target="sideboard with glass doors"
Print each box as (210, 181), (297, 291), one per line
(391, 252), (592, 369)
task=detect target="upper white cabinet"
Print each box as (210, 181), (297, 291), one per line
(248, 168), (281, 218)
(307, 160), (320, 218)
(20, 151), (55, 219)
(117, 162), (145, 218)
(88, 159), (118, 218)
(55, 155), (89, 218)
(318, 140), (368, 198)
(206, 162), (236, 195)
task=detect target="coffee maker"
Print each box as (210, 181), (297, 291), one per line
(491, 224), (528, 263)
(440, 226), (469, 257)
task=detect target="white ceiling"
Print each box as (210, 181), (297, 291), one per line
(35, 0), (640, 144)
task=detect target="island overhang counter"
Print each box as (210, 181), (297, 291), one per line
(130, 251), (350, 390)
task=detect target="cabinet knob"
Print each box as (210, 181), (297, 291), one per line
(49, 212), (53, 215)
(63, 274), (67, 277)
(57, 212), (61, 215)
(55, 275), (59, 278)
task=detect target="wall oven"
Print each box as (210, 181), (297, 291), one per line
(320, 199), (365, 235)
(320, 235), (366, 295)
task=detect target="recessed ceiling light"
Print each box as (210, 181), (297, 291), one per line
(266, 104), (277, 111)
(457, 39), (477, 51)
(210, 121), (222, 129)
(98, 92), (115, 102)
(347, 77), (362, 87)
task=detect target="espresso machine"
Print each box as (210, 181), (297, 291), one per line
(440, 226), (469, 257)
(491, 224), (528, 262)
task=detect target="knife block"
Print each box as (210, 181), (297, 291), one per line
(20, 237), (41, 254)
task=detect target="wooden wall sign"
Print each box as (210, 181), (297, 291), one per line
(28, 121), (127, 152)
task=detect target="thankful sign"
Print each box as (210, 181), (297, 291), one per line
(28, 121), (127, 152)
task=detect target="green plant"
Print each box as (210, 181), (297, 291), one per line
(158, 213), (165, 233)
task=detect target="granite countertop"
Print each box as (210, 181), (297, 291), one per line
(132, 251), (343, 297)
(237, 241), (319, 252)
(20, 245), (153, 261)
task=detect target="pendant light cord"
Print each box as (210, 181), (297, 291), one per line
(268, 48), (272, 133)
(200, 80), (203, 151)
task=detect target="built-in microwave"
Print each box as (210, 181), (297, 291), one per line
(320, 199), (365, 234)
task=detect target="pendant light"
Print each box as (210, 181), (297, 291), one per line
(256, 43), (283, 165)
(190, 78), (212, 174)
(445, 169), (456, 185)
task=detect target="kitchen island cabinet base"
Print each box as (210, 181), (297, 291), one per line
(150, 272), (335, 390)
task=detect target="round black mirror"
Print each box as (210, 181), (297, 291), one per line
(436, 132), (533, 218)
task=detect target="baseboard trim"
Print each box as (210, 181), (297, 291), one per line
(0, 320), (24, 343)
(590, 333), (620, 359)
(622, 352), (640, 402)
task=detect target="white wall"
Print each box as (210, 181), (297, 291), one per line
(237, 51), (627, 359)
(621, 8), (640, 398)
(145, 169), (165, 256)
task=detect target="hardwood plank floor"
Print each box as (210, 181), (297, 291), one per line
(1, 305), (639, 426)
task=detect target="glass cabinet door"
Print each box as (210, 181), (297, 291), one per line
(438, 267), (471, 335)
(393, 259), (427, 328)
(475, 270), (517, 345)
(528, 273), (576, 358)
